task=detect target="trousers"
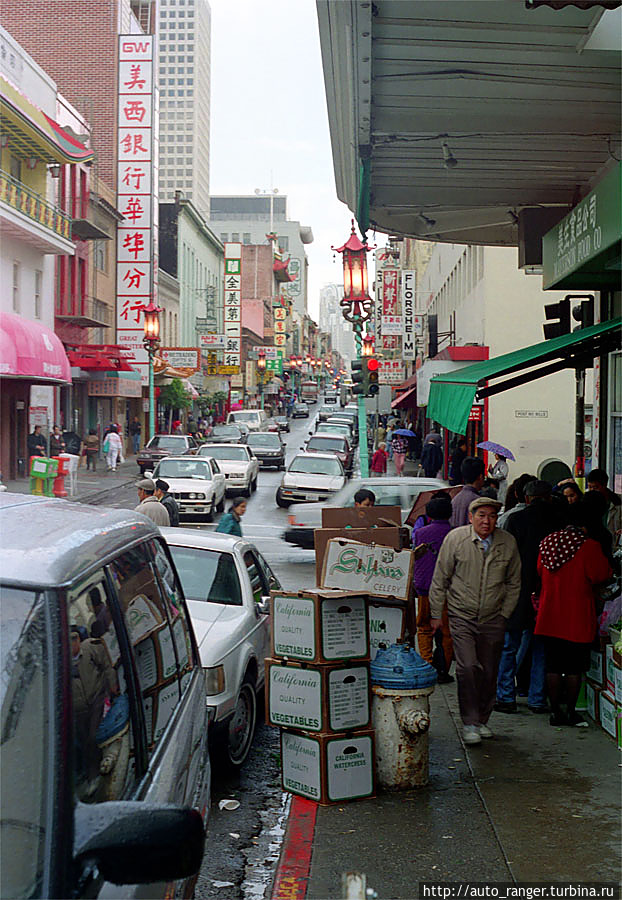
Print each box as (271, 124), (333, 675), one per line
(496, 628), (546, 707)
(449, 614), (506, 726)
(416, 594), (453, 668)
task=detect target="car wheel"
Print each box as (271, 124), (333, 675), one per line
(217, 494), (225, 513)
(251, 475), (258, 492)
(204, 501), (214, 523)
(276, 489), (290, 509)
(225, 677), (257, 769)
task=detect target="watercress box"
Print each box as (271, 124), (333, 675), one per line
(270, 590), (370, 664)
(265, 657), (371, 734)
(368, 597), (408, 658)
(320, 538), (414, 601)
(280, 728), (376, 805)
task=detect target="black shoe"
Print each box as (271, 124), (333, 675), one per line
(567, 711), (588, 728)
(436, 673), (454, 684)
(549, 710), (569, 726)
(527, 705), (549, 714)
(494, 701), (517, 713)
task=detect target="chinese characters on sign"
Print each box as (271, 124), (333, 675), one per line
(223, 244), (241, 373)
(378, 360), (404, 384)
(402, 271), (415, 360)
(117, 36), (156, 385)
(381, 315), (403, 335)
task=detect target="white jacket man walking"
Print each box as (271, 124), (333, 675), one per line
(429, 496), (521, 745)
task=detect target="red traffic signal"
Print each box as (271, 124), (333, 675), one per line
(367, 357), (379, 372)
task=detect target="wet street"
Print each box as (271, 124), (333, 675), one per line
(93, 410), (322, 899)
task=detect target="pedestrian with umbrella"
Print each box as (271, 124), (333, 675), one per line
(478, 441), (515, 506)
(391, 428), (413, 477)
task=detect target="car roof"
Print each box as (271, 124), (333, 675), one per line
(293, 451), (339, 460)
(160, 526), (249, 554)
(199, 443), (247, 451)
(311, 432), (347, 442)
(149, 433), (188, 439)
(156, 456), (209, 462)
(0, 493), (159, 588)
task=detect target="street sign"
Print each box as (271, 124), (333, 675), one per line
(253, 346), (278, 359)
(199, 334), (225, 348)
(217, 365), (239, 375)
(160, 348), (200, 372)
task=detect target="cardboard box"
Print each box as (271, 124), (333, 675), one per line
(586, 650), (605, 687)
(368, 597), (407, 658)
(586, 681), (600, 724)
(271, 590), (370, 664)
(314, 527), (408, 586)
(615, 665), (622, 706)
(605, 644), (616, 694)
(265, 658), (371, 733)
(616, 706), (622, 751)
(322, 506), (401, 529)
(320, 538), (414, 601)
(280, 728), (376, 805)
(598, 691), (617, 739)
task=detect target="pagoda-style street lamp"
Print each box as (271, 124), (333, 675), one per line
(257, 349), (266, 410)
(332, 220), (374, 324)
(142, 300), (161, 441)
(362, 334), (374, 358)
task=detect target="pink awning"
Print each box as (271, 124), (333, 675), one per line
(0, 311), (71, 384)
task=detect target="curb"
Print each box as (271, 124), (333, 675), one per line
(271, 796), (318, 900)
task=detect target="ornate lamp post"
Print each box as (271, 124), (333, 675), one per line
(332, 220), (374, 476)
(362, 334), (374, 358)
(142, 300), (161, 441)
(257, 349), (266, 410)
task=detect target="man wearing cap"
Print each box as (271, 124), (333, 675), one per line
(429, 496), (521, 745)
(135, 478), (170, 527)
(495, 480), (566, 714)
(154, 479), (180, 527)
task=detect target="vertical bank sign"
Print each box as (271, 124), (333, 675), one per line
(402, 271), (415, 360)
(223, 244), (242, 371)
(117, 35), (157, 384)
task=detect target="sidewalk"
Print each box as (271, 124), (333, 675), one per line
(2, 455), (139, 504)
(273, 687), (621, 900)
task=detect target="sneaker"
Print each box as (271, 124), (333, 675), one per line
(477, 724), (493, 738)
(567, 711), (588, 728)
(493, 700), (517, 714)
(463, 725), (482, 745)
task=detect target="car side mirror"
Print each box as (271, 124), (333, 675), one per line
(74, 801), (205, 885)
(256, 595), (271, 616)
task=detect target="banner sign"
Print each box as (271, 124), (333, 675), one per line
(116, 35), (157, 386)
(223, 243), (242, 370)
(402, 271), (415, 360)
(379, 359), (404, 384)
(382, 269), (399, 316)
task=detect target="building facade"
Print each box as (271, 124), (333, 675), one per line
(318, 283), (355, 364)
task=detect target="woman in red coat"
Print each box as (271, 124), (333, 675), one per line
(535, 502), (611, 727)
(370, 442), (388, 475)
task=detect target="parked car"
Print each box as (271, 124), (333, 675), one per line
(226, 409), (268, 432)
(292, 402), (310, 419)
(0, 493), (209, 899)
(283, 476), (447, 548)
(137, 433), (199, 474)
(274, 415), (290, 433)
(149, 456), (226, 521)
(198, 443), (259, 496)
(324, 391), (339, 404)
(304, 433), (353, 475)
(247, 431), (286, 469)
(324, 418), (358, 445)
(276, 451), (346, 508)
(204, 424), (246, 444)
(161, 528), (281, 767)
(317, 404), (336, 423)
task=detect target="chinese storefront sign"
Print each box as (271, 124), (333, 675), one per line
(468, 404), (483, 422)
(402, 271), (415, 360)
(284, 257), (301, 296)
(379, 360), (404, 384)
(117, 36), (157, 386)
(382, 269), (399, 316)
(223, 243), (242, 373)
(381, 315), (403, 335)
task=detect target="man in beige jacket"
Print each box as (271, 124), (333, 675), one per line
(429, 496), (521, 745)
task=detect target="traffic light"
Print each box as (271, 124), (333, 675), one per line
(367, 357), (379, 396)
(571, 295), (595, 331)
(543, 297), (570, 340)
(351, 359), (365, 395)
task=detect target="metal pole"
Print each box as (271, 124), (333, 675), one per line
(148, 348), (155, 440)
(575, 367), (585, 490)
(354, 320), (369, 478)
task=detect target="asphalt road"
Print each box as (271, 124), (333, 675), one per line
(93, 406), (326, 899)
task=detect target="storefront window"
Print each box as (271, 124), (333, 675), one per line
(610, 352), (622, 494)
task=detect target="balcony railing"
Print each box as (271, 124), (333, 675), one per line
(0, 169), (72, 241)
(56, 296), (113, 328)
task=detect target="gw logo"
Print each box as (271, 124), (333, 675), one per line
(121, 41), (151, 53)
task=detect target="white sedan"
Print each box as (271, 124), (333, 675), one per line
(275, 451), (346, 508)
(149, 456), (226, 522)
(161, 527), (281, 767)
(198, 443), (259, 497)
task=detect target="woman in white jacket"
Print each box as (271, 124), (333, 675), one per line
(105, 426), (124, 471)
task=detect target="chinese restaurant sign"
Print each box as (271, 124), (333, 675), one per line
(223, 243), (241, 373)
(116, 36), (158, 385)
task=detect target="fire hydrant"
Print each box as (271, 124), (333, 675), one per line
(370, 642), (437, 790)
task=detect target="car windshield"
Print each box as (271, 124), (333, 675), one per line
(229, 412), (258, 423)
(322, 426), (349, 436)
(275, 417), (287, 424)
(289, 456), (342, 475)
(168, 546), (242, 606)
(307, 437), (346, 452)
(211, 426), (240, 437)
(156, 459), (212, 479)
(200, 446), (248, 461)
(0, 586), (49, 900)
(248, 434), (280, 448)
(147, 436), (187, 450)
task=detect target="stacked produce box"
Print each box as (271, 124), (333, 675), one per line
(584, 639), (622, 747)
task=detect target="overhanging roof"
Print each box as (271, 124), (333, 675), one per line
(317, 0), (622, 244)
(427, 318), (621, 434)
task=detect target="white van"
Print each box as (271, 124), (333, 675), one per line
(227, 409), (268, 432)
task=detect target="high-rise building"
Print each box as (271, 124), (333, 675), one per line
(319, 284), (355, 363)
(159, 0), (211, 218)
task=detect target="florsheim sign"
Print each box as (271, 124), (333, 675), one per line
(542, 163), (621, 290)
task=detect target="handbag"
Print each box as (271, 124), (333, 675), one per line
(102, 438), (110, 454)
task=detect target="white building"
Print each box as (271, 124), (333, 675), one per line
(417, 243), (578, 480)
(319, 283), (355, 364)
(159, 0), (211, 218)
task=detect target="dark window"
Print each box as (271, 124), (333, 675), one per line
(243, 551), (270, 604)
(169, 546), (242, 606)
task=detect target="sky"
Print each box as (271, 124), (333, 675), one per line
(209, 0), (355, 321)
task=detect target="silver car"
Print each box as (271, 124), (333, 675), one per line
(198, 443), (259, 496)
(283, 476), (447, 548)
(0, 494), (209, 899)
(161, 528), (280, 768)
(276, 451), (346, 508)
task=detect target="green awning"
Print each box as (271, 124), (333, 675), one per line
(427, 318), (621, 435)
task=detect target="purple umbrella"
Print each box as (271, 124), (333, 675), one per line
(477, 440), (515, 461)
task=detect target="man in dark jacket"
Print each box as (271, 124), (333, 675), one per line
(27, 425), (47, 457)
(495, 480), (566, 714)
(450, 457), (485, 527)
(421, 437), (443, 478)
(155, 479), (180, 526)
